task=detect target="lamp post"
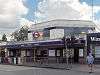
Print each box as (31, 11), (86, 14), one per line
(63, 37), (72, 70)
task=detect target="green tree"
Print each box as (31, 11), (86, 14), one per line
(13, 26), (28, 41)
(19, 27), (28, 41)
(2, 34), (7, 42)
(13, 31), (20, 41)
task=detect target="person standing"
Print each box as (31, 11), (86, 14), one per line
(86, 53), (94, 73)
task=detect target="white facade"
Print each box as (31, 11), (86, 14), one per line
(0, 42), (7, 46)
(28, 33), (33, 41)
(50, 29), (64, 39)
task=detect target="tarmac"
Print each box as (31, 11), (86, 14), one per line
(19, 62), (100, 72)
(0, 64), (100, 75)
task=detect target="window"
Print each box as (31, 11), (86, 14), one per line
(36, 50), (41, 55)
(49, 50), (55, 56)
(27, 50), (30, 56)
(79, 49), (83, 57)
(95, 46), (100, 58)
(57, 50), (60, 56)
(21, 51), (25, 57)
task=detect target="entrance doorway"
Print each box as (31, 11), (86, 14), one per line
(74, 48), (79, 63)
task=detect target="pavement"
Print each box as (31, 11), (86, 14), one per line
(71, 64), (100, 73)
(0, 64), (100, 75)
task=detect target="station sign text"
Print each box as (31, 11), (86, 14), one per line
(91, 37), (100, 41)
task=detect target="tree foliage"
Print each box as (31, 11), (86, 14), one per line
(2, 34), (7, 42)
(13, 26), (28, 41)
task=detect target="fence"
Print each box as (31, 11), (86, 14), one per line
(0, 57), (74, 65)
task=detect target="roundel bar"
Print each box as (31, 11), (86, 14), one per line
(33, 32), (40, 38)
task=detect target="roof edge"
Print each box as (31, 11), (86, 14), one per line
(33, 19), (95, 25)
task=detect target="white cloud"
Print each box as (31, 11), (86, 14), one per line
(94, 19), (100, 32)
(20, 18), (34, 28)
(36, 0), (100, 32)
(36, 0), (81, 22)
(36, 0), (100, 22)
(68, 0), (100, 20)
(0, 0), (28, 40)
(0, 0), (28, 30)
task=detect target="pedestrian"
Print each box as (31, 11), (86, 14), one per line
(86, 53), (94, 73)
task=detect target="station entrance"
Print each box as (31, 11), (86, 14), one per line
(73, 47), (84, 63)
(74, 48), (79, 63)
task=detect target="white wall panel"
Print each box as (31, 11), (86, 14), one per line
(50, 29), (64, 39)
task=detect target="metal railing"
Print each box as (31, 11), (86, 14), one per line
(0, 57), (74, 65)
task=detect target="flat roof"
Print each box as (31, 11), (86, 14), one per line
(29, 19), (96, 31)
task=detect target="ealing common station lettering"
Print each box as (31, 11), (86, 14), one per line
(91, 37), (100, 41)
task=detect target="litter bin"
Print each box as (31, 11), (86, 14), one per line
(14, 57), (16, 64)
(18, 57), (22, 65)
(0, 57), (1, 64)
(8, 57), (11, 64)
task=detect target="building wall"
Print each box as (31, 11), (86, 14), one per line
(28, 20), (96, 41)
(42, 27), (92, 40)
(50, 29), (64, 39)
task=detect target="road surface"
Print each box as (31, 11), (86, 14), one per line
(0, 64), (99, 75)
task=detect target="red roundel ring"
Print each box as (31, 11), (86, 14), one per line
(33, 32), (40, 38)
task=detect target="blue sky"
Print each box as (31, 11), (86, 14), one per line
(80, 0), (100, 6)
(23, 0), (38, 21)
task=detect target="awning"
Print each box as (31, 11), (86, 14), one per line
(0, 40), (64, 49)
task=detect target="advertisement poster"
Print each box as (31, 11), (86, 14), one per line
(79, 49), (83, 57)
(49, 50), (55, 56)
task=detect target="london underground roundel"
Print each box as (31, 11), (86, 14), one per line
(33, 32), (40, 38)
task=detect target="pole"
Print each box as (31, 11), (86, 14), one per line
(64, 37), (71, 70)
(91, 0), (94, 21)
(34, 48), (36, 63)
(34, 0), (38, 24)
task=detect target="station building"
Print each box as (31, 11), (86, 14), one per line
(28, 19), (96, 40)
(28, 19), (96, 62)
(0, 19), (98, 65)
(87, 33), (100, 63)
